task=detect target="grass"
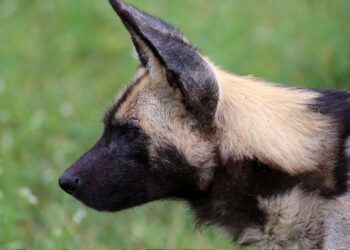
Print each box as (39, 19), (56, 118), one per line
(0, 0), (349, 248)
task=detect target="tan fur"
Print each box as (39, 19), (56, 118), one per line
(238, 187), (325, 249)
(212, 64), (338, 175)
(116, 68), (149, 117)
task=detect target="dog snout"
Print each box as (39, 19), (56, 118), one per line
(59, 173), (80, 195)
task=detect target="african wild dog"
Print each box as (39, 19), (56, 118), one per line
(59, 0), (350, 248)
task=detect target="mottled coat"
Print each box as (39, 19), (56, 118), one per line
(59, 0), (350, 248)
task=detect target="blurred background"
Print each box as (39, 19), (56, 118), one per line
(0, 0), (349, 248)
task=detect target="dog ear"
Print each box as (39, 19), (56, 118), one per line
(109, 0), (219, 123)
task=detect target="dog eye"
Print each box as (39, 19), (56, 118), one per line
(126, 128), (135, 139)
(110, 119), (141, 140)
(121, 124), (140, 140)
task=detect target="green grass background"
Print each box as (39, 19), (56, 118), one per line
(0, 0), (349, 248)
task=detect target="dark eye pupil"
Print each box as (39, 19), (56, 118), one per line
(126, 129), (134, 139)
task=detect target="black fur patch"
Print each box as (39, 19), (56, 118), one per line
(148, 143), (204, 200)
(311, 90), (350, 195)
(189, 159), (286, 238)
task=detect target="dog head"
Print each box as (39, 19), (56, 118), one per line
(59, 0), (220, 211)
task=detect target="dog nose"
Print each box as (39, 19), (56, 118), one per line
(59, 174), (80, 195)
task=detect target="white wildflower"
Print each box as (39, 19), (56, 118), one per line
(18, 187), (38, 205)
(73, 208), (86, 224)
(132, 224), (144, 239)
(27, 195), (38, 205)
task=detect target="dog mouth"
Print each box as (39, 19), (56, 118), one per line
(72, 187), (149, 212)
